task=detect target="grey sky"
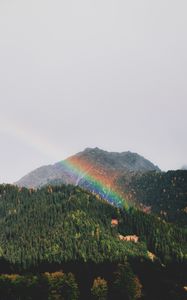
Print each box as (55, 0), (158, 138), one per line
(0, 0), (187, 183)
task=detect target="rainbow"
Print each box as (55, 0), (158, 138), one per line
(60, 156), (129, 209)
(0, 117), (62, 160)
(0, 117), (128, 208)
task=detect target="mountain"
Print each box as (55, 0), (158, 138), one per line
(16, 148), (160, 205)
(16, 148), (187, 226)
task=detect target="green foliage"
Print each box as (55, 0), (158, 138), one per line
(119, 207), (187, 263)
(0, 183), (186, 268)
(45, 271), (79, 300)
(0, 183), (186, 300)
(0, 272), (79, 300)
(120, 170), (187, 226)
(0, 184), (148, 269)
(113, 263), (142, 300)
(91, 277), (108, 300)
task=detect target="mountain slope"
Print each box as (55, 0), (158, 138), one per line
(16, 147), (160, 195)
(0, 184), (148, 268)
(15, 148), (187, 226)
(0, 184), (186, 299)
(0, 184), (186, 269)
(119, 170), (187, 226)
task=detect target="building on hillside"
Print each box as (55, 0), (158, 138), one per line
(118, 234), (139, 243)
(111, 219), (119, 227)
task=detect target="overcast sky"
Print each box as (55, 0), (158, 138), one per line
(0, 0), (187, 183)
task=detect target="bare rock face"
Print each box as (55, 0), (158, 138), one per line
(16, 147), (160, 189)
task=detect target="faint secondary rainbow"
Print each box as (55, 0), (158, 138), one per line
(0, 117), (128, 207)
(60, 157), (129, 209)
(0, 117), (62, 160)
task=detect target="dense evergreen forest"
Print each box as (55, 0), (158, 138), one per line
(119, 170), (187, 226)
(0, 184), (186, 299)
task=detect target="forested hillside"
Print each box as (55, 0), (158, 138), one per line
(0, 184), (147, 268)
(0, 184), (186, 299)
(119, 170), (187, 226)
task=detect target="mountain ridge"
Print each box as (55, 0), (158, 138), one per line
(16, 147), (160, 189)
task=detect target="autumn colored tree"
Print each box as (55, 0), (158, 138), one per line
(91, 277), (108, 300)
(45, 271), (79, 300)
